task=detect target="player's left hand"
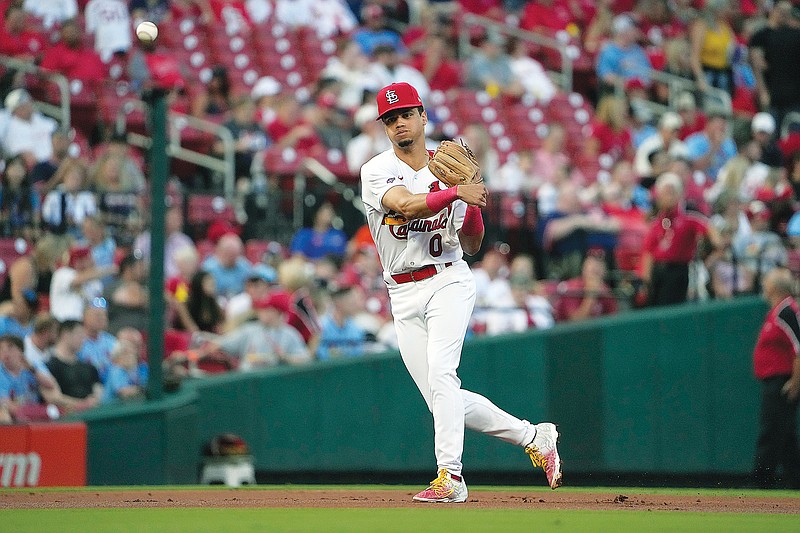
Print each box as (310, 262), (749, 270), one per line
(782, 378), (800, 401)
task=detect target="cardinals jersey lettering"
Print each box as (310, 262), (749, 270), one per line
(361, 149), (467, 277)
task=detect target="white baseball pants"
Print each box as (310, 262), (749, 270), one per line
(388, 260), (536, 476)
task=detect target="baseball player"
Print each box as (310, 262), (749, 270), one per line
(360, 82), (562, 503)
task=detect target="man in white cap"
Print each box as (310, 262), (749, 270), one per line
(751, 112), (783, 167)
(251, 76), (282, 127)
(1, 89), (57, 166)
(634, 111), (689, 178)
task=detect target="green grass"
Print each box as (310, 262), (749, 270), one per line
(1, 508), (798, 533)
(2, 486), (798, 532)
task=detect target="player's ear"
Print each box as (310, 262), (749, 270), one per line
(421, 109), (428, 126)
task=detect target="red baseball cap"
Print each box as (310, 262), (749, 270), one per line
(253, 292), (291, 313)
(376, 82), (423, 120)
(68, 245), (92, 268)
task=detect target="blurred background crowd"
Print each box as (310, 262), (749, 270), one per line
(2, 0), (800, 421)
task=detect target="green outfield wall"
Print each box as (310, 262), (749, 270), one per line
(72, 296), (773, 485)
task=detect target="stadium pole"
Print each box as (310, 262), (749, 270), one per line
(144, 88), (168, 400)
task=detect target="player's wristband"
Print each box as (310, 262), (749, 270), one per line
(425, 185), (459, 213)
(461, 205), (484, 236)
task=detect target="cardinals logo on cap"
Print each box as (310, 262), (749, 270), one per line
(376, 82), (423, 120)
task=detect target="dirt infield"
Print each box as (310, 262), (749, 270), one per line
(2, 488), (799, 513)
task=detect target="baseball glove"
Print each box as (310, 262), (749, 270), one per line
(428, 140), (482, 187)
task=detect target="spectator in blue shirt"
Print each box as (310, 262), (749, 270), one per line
(352, 4), (405, 56)
(0, 288), (38, 338)
(596, 14), (653, 96)
(290, 201), (348, 260)
(78, 297), (117, 382)
(80, 215), (117, 287)
(201, 233), (252, 299)
(685, 112), (737, 182)
(102, 339), (146, 403)
(317, 284), (368, 361)
(0, 335), (60, 423)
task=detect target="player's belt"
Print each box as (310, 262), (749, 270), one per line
(391, 262), (453, 284)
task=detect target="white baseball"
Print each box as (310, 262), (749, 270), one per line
(136, 21), (158, 43)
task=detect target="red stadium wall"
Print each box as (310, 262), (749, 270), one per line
(0, 423), (87, 487)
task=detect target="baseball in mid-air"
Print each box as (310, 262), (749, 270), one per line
(136, 21), (158, 43)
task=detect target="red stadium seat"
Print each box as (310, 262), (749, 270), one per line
(187, 195), (237, 226)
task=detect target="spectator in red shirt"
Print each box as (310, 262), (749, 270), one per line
(752, 267), (800, 489)
(411, 34), (462, 94)
(520, 0), (575, 34)
(40, 19), (107, 85)
(0, 4), (47, 60)
(641, 172), (719, 306)
(267, 94), (323, 153)
(553, 251), (618, 322)
(586, 94), (633, 161)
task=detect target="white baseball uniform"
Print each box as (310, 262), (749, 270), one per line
(361, 148), (537, 476)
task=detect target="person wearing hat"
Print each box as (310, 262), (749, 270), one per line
(634, 111), (689, 179)
(0, 88), (58, 166)
(183, 292), (311, 372)
(595, 13), (653, 97)
(224, 263), (277, 328)
(251, 76), (282, 127)
(49, 245), (115, 322)
(732, 200), (788, 292)
(751, 112), (783, 168)
(360, 82), (562, 502)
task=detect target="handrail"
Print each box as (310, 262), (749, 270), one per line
(781, 111), (800, 138)
(459, 13), (573, 93)
(116, 99), (236, 200)
(0, 55), (70, 132)
(615, 68), (732, 116)
(293, 157), (363, 230)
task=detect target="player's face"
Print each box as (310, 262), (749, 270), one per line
(382, 108), (427, 149)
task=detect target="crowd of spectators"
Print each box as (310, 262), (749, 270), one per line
(4, 0), (800, 421)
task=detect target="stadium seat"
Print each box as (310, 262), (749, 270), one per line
(187, 194), (237, 224)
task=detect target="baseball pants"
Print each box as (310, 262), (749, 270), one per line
(753, 375), (800, 489)
(388, 260), (536, 476)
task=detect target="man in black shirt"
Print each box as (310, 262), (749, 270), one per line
(749, 2), (800, 136)
(46, 320), (103, 412)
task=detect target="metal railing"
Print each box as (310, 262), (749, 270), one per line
(458, 13), (573, 93)
(292, 158), (363, 230)
(781, 111), (800, 138)
(615, 68), (733, 119)
(116, 99), (236, 200)
(0, 55), (70, 132)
